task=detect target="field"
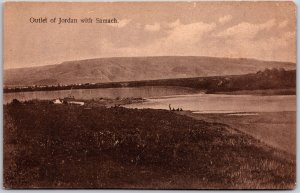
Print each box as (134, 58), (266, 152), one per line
(4, 101), (296, 189)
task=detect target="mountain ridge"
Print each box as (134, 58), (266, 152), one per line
(4, 56), (296, 86)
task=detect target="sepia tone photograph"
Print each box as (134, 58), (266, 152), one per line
(3, 1), (296, 189)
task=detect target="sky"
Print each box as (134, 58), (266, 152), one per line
(4, 2), (296, 69)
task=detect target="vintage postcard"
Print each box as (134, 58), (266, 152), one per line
(3, 1), (296, 189)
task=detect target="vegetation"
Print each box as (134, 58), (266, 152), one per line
(4, 69), (296, 95)
(206, 68), (296, 93)
(4, 101), (295, 189)
(179, 111), (296, 155)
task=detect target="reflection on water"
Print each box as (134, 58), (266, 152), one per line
(3, 86), (196, 104)
(125, 94), (296, 113)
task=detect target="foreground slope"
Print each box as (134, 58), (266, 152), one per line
(4, 56), (295, 86)
(4, 102), (295, 189)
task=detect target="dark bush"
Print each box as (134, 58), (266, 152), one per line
(11, 99), (21, 105)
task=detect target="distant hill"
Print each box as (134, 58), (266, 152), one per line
(4, 56), (296, 86)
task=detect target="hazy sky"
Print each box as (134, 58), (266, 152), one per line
(4, 2), (296, 69)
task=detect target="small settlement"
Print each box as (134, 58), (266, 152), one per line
(52, 96), (84, 106)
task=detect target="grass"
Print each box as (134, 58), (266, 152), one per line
(180, 111), (296, 155)
(4, 101), (296, 189)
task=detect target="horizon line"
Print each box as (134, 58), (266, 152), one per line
(4, 55), (296, 70)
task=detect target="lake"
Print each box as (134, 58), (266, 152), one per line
(4, 87), (296, 113)
(3, 86), (197, 104)
(124, 93), (296, 113)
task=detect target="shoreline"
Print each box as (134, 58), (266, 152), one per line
(4, 69), (296, 94)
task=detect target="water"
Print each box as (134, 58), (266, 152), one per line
(124, 93), (296, 113)
(4, 87), (296, 113)
(3, 86), (196, 104)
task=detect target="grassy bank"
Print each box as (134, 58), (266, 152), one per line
(4, 102), (295, 189)
(179, 111), (296, 155)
